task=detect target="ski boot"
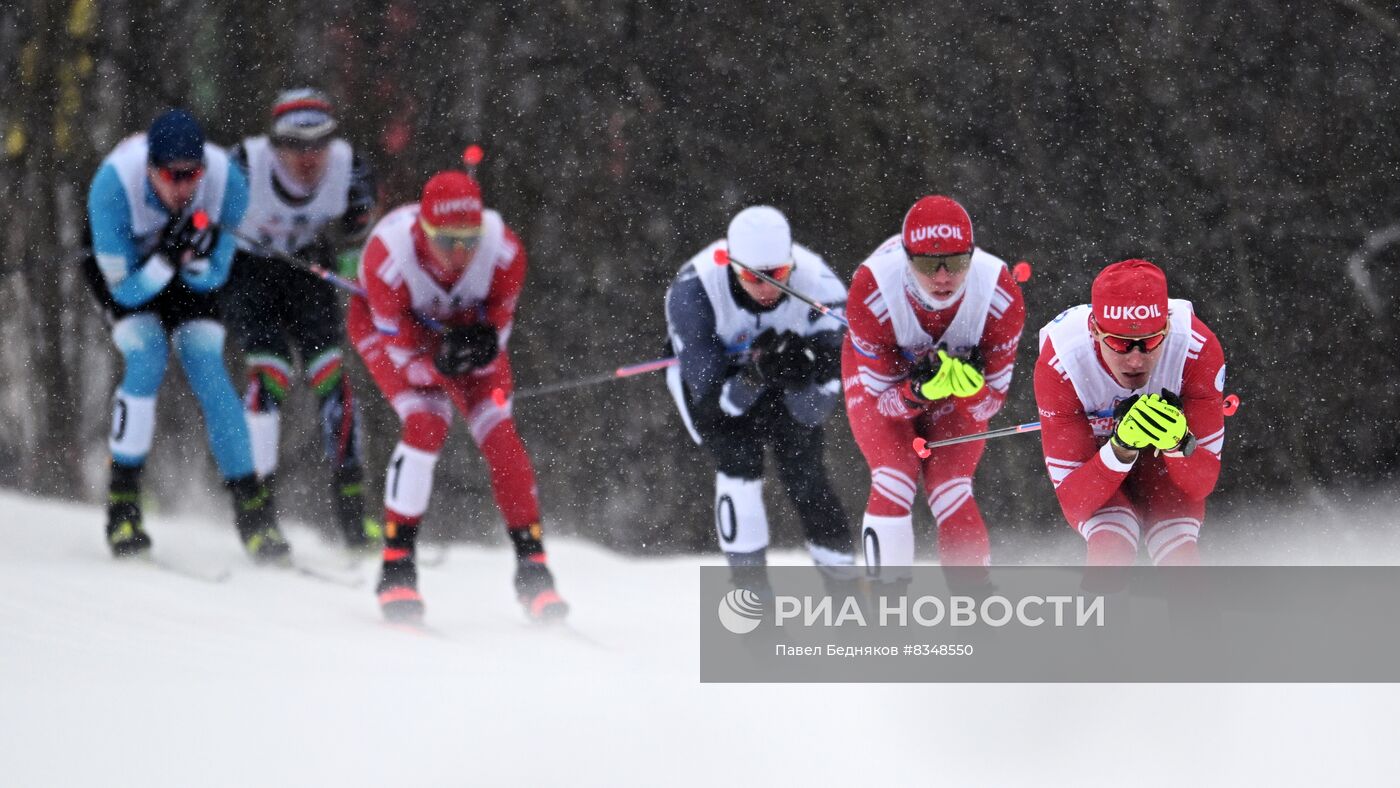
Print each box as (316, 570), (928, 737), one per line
(515, 561), (569, 622)
(377, 520), (424, 622)
(726, 549), (776, 603)
(106, 464), (153, 557)
(106, 463), (151, 558)
(229, 476), (291, 564)
(510, 524), (568, 622)
(333, 467), (382, 557)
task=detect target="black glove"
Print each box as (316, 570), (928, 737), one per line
(748, 328), (782, 357)
(157, 213), (219, 260)
(739, 328), (806, 386)
(187, 221), (218, 258)
(155, 214), (187, 259)
(742, 328), (781, 384)
(434, 323), (498, 376)
(756, 330), (817, 389)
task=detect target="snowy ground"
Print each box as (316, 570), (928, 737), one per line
(1, 490), (1396, 787)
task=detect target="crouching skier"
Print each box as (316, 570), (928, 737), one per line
(842, 195), (1026, 576)
(85, 109), (287, 562)
(665, 205), (855, 597)
(226, 89), (382, 553)
(1034, 259), (1226, 566)
(348, 170), (567, 623)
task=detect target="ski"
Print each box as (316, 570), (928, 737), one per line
(556, 624), (608, 650)
(383, 619), (451, 640)
(529, 620), (609, 650)
(288, 560), (365, 588)
(140, 554), (233, 584)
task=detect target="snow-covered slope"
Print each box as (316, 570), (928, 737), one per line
(0, 490), (1393, 787)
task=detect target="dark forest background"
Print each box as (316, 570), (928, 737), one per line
(3, 0), (1399, 556)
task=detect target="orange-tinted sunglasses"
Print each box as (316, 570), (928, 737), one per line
(1098, 326), (1168, 354)
(735, 263), (793, 284)
(155, 164), (205, 184)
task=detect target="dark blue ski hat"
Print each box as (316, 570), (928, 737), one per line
(147, 109), (205, 165)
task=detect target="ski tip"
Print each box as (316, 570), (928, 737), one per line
(1013, 260), (1032, 283)
(713, 248), (730, 266)
(1222, 393), (1241, 416)
(913, 437), (931, 459)
(462, 144), (484, 167)
(491, 387), (507, 407)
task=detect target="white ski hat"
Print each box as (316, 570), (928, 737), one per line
(727, 206), (793, 270)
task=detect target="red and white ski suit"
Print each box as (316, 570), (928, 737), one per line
(841, 236), (1025, 566)
(1033, 302), (1226, 565)
(348, 204), (540, 530)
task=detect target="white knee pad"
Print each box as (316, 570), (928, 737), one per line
(245, 409), (281, 477)
(862, 512), (915, 568)
(109, 392), (156, 460)
(715, 473), (769, 554)
(384, 442), (439, 519)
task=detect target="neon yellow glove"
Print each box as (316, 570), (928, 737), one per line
(337, 249), (360, 278)
(1111, 392), (1188, 452)
(915, 350), (985, 400)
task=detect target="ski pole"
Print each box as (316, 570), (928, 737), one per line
(712, 248), (850, 327)
(499, 246), (847, 404)
(492, 356), (680, 405)
(911, 393), (1242, 458)
(913, 421), (1043, 456)
(487, 246), (838, 407)
(210, 217), (366, 296)
(193, 211), (447, 332)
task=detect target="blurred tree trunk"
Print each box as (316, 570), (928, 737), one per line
(11, 0), (92, 495)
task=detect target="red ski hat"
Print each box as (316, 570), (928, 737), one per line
(419, 171), (483, 230)
(902, 195), (973, 256)
(1091, 259), (1169, 335)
